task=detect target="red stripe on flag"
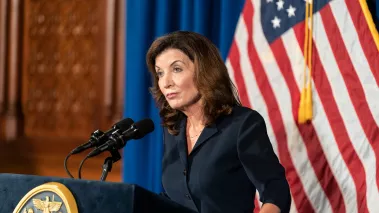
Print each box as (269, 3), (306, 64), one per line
(293, 21), (369, 213)
(321, 4), (379, 190)
(344, 0), (379, 86)
(229, 40), (252, 108)
(270, 37), (347, 213)
(244, 1), (314, 212)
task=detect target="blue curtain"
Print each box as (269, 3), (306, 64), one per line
(123, 0), (245, 193)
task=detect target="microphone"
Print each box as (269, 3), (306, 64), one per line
(70, 118), (134, 154)
(87, 118), (154, 158)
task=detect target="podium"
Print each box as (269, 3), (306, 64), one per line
(0, 173), (196, 213)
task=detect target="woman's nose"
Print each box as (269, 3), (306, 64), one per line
(162, 73), (173, 89)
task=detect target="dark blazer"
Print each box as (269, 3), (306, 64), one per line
(161, 106), (291, 213)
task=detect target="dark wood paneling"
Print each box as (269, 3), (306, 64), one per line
(0, 136), (122, 182)
(22, 0), (111, 139)
(0, 0), (125, 182)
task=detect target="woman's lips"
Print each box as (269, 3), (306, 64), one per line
(166, 93), (178, 99)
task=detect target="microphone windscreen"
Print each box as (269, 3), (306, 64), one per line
(114, 118), (134, 131)
(134, 118), (155, 139)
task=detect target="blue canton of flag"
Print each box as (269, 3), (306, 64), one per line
(261, 0), (332, 43)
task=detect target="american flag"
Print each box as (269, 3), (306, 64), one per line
(226, 0), (379, 212)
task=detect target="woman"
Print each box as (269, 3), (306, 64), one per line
(146, 31), (291, 213)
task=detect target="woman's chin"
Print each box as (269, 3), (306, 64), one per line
(167, 102), (183, 110)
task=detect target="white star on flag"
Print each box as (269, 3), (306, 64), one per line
(271, 16), (281, 28)
(276, 0), (285, 10)
(287, 5), (296, 17)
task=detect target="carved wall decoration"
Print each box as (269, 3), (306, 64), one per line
(21, 0), (121, 139)
(0, 0), (125, 181)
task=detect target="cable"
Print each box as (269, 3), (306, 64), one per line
(64, 152), (75, 178)
(78, 154), (90, 179)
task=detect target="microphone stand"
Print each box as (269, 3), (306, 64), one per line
(100, 149), (121, 181)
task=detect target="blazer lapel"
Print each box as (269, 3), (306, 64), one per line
(175, 119), (188, 168)
(191, 122), (218, 154)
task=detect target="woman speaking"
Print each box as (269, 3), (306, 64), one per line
(146, 31), (291, 213)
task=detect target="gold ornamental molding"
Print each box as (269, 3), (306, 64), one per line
(13, 182), (78, 213)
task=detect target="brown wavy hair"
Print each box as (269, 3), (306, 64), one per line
(146, 31), (241, 135)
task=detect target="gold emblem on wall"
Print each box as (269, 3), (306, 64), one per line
(13, 182), (78, 213)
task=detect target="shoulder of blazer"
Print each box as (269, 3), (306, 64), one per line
(231, 105), (258, 118)
(218, 105), (260, 126)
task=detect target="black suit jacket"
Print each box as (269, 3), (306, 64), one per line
(161, 106), (291, 213)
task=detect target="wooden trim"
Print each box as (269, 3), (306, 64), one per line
(103, 0), (116, 125)
(113, 0), (125, 122)
(20, 0), (29, 113)
(8, 0), (20, 111)
(4, 0), (23, 140)
(0, 0), (8, 115)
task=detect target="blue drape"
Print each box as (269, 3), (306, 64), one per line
(123, 0), (245, 193)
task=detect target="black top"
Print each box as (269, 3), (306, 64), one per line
(161, 106), (291, 213)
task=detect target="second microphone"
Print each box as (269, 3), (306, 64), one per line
(87, 118), (155, 158)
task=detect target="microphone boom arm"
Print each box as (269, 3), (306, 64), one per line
(100, 149), (121, 181)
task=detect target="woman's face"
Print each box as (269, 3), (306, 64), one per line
(155, 48), (200, 110)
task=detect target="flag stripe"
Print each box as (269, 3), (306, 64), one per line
(231, 9), (284, 211)
(330, 0), (379, 134)
(309, 41), (370, 213)
(242, 1), (314, 212)
(233, 17), (280, 157)
(282, 28), (359, 213)
(320, 5), (379, 202)
(225, 60), (237, 88)
(226, 0), (379, 212)
(322, 3), (379, 141)
(271, 37), (346, 213)
(328, 3), (379, 208)
(249, 1), (332, 212)
(294, 17), (371, 212)
(228, 40), (252, 108)
(344, 0), (379, 86)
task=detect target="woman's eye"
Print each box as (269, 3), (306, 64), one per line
(173, 67), (182, 72)
(156, 71), (163, 77)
